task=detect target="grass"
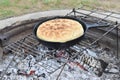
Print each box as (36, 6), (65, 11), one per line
(0, 9), (15, 18)
(0, 0), (120, 19)
(0, 0), (11, 7)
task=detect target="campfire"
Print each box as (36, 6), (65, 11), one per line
(0, 6), (120, 80)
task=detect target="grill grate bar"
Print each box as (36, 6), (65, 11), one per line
(17, 40), (39, 52)
(5, 43), (38, 57)
(67, 7), (119, 25)
(78, 5), (120, 19)
(5, 37), (40, 57)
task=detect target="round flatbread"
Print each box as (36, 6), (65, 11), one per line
(36, 18), (84, 43)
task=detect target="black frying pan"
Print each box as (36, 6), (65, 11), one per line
(33, 16), (109, 49)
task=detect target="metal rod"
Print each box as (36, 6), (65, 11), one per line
(56, 63), (66, 80)
(116, 25), (119, 59)
(65, 10), (74, 16)
(73, 8), (76, 17)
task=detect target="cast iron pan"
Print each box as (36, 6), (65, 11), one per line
(33, 16), (109, 49)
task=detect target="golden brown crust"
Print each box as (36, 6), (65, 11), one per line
(36, 19), (84, 43)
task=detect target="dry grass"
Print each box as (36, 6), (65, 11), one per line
(97, 0), (120, 11)
(0, 0), (120, 19)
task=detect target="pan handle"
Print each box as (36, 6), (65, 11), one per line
(86, 23), (110, 29)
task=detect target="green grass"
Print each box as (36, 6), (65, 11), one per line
(0, 9), (15, 18)
(0, 0), (120, 19)
(0, 0), (11, 7)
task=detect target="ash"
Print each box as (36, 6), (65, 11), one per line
(0, 44), (120, 80)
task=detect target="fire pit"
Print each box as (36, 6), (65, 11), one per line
(0, 6), (120, 80)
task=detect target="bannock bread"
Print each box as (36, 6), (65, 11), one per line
(36, 18), (84, 43)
